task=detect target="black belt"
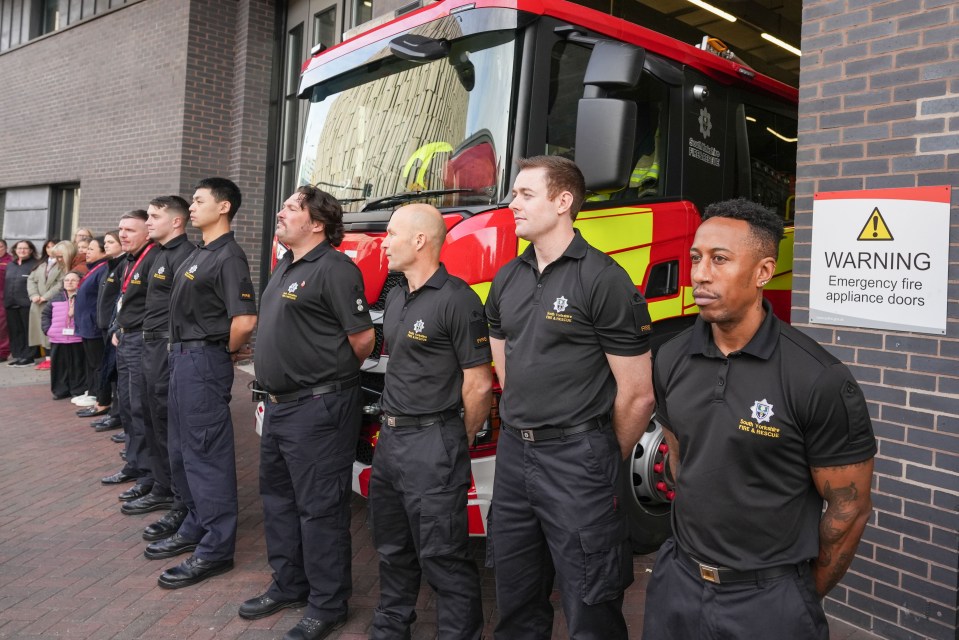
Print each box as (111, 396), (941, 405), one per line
(679, 548), (805, 584)
(502, 416), (606, 443)
(380, 409), (459, 428)
(265, 377), (359, 404)
(142, 330), (169, 341)
(169, 339), (227, 352)
(118, 327), (142, 334)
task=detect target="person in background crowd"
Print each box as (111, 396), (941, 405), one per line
(74, 228), (94, 244)
(4, 240), (39, 367)
(74, 236), (114, 416)
(72, 238), (90, 273)
(28, 238), (69, 370)
(0, 239), (13, 362)
(43, 271), (86, 400)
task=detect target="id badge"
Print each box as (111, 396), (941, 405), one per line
(62, 327), (75, 336)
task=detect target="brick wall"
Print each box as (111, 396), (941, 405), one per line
(0, 0), (189, 234)
(797, 2), (958, 639)
(0, 0), (275, 288)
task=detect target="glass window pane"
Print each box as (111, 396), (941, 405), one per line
(313, 7), (336, 49)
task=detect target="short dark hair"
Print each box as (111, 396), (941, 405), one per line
(120, 209), (149, 222)
(0, 239), (6, 250)
(196, 177), (242, 221)
(703, 198), (784, 260)
(149, 195), (190, 219)
(297, 186), (345, 246)
(516, 155), (587, 220)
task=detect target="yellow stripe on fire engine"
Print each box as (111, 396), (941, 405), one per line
(575, 208), (654, 255)
(471, 281), (492, 303)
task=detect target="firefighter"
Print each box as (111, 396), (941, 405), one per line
(485, 156), (655, 639)
(129, 196), (195, 543)
(239, 186), (373, 640)
(146, 178), (257, 589)
(369, 203), (491, 640)
(642, 199), (876, 640)
(99, 210), (159, 502)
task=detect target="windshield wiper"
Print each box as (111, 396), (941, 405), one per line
(361, 189), (478, 211)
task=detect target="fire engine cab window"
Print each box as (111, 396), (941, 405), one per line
(743, 105), (797, 220)
(545, 41), (667, 202)
(297, 30), (516, 212)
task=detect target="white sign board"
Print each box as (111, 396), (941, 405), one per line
(810, 186), (951, 335)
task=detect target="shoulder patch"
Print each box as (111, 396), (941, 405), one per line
(352, 284), (368, 314)
(239, 279), (255, 302)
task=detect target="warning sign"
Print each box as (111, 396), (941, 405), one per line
(809, 186), (950, 335)
(857, 208), (894, 241)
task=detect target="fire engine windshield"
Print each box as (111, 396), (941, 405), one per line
(298, 30), (516, 212)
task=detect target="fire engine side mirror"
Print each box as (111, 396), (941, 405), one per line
(575, 41), (644, 192)
(576, 99), (637, 192)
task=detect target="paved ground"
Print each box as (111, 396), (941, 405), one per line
(0, 362), (883, 639)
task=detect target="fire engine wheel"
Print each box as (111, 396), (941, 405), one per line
(621, 416), (674, 555)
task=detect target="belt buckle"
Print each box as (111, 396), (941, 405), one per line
(387, 416), (397, 427)
(699, 563), (721, 584)
(520, 428), (535, 442)
(268, 394), (279, 404)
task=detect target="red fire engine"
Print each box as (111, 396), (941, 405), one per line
(260, 0), (798, 553)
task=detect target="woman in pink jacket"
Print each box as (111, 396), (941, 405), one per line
(42, 271), (86, 400)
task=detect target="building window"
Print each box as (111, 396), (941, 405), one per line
(49, 184), (80, 241)
(313, 6), (335, 50)
(352, 0), (371, 28)
(278, 23), (304, 204)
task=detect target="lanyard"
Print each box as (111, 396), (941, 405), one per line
(78, 260), (108, 288)
(121, 243), (155, 293)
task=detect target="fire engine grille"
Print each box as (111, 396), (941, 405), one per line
(370, 271), (404, 311)
(371, 325), (384, 359)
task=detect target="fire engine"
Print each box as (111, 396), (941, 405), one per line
(258, 0), (798, 553)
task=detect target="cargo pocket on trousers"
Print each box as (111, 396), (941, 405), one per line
(579, 515), (632, 605)
(420, 488), (468, 559)
(186, 410), (227, 455)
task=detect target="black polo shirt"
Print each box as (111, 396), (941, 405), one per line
(143, 234), (196, 332)
(254, 240), (372, 394)
(116, 242), (159, 330)
(97, 255), (124, 331)
(486, 230), (651, 428)
(381, 264), (491, 416)
(168, 231), (256, 343)
(654, 299), (877, 571)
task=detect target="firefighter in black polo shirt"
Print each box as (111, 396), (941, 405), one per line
(642, 199), (876, 640)
(129, 196), (196, 542)
(369, 203), (491, 640)
(240, 186), (373, 640)
(145, 177), (257, 589)
(485, 156), (655, 639)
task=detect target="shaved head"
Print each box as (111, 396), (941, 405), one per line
(394, 203), (447, 255)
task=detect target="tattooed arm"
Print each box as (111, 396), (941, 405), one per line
(810, 459), (874, 598)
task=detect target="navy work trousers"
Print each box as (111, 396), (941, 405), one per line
(369, 415), (483, 640)
(489, 423), (632, 640)
(116, 331), (152, 483)
(141, 336), (180, 506)
(642, 538), (828, 640)
(259, 386), (360, 622)
(167, 343), (237, 562)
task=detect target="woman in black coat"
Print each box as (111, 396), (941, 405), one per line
(4, 240), (40, 366)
